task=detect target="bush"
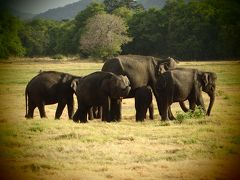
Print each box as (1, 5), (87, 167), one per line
(176, 106), (206, 123)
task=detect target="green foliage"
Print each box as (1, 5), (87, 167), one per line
(176, 106), (206, 123)
(0, 10), (25, 58)
(104, 0), (144, 13)
(112, 6), (134, 23)
(20, 19), (60, 56)
(126, 0), (240, 59)
(80, 13), (132, 58)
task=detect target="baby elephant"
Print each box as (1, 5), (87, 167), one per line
(71, 71), (131, 123)
(25, 71), (79, 119)
(135, 86), (154, 121)
(156, 68), (217, 120)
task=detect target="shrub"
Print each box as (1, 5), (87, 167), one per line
(176, 106), (206, 123)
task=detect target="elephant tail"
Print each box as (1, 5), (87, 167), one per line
(25, 88), (28, 118)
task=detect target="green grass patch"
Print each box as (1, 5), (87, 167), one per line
(175, 106), (206, 123)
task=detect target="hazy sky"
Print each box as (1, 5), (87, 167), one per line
(4, 0), (81, 14)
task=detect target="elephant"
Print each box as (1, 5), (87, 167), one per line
(135, 86), (154, 122)
(156, 68), (217, 120)
(101, 55), (178, 121)
(25, 71), (80, 119)
(71, 71), (131, 123)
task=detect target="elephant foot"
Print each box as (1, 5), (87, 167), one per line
(80, 120), (88, 123)
(25, 115), (33, 119)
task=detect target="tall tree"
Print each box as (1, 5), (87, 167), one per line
(80, 13), (131, 58)
(71, 2), (106, 54)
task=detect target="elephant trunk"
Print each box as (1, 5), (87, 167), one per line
(207, 92), (215, 116)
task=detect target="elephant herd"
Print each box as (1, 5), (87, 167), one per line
(25, 55), (217, 122)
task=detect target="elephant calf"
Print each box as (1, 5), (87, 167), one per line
(71, 71), (131, 123)
(25, 71), (80, 119)
(156, 68), (217, 120)
(135, 86), (154, 121)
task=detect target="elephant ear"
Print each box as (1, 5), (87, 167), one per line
(164, 57), (178, 70)
(209, 72), (217, 84)
(71, 79), (79, 93)
(202, 73), (209, 87)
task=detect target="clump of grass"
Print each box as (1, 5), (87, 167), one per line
(175, 106), (206, 123)
(28, 122), (44, 133)
(223, 95), (229, 100)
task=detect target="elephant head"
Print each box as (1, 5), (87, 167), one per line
(200, 71), (217, 116)
(155, 57), (179, 75)
(101, 74), (131, 99)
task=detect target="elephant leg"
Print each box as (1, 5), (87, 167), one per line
(160, 100), (169, 121)
(74, 106), (88, 123)
(102, 97), (111, 122)
(26, 101), (36, 119)
(92, 106), (97, 119)
(88, 107), (94, 120)
(110, 98), (121, 121)
(37, 102), (47, 118)
(136, 108), (146, 122)
(80, 108), (89, 123)
(55, 101), (66, 120)
(149, 102), (154, 120)
(179, 101), (189, 112)
(135, 103), (147, 122)
(73, 108), (81, 122)
(168, 106), (175, 120)
(67, 96), (74, 120)
(189, 99), (196, 112)
(196, 95), (206, 112)
(96, 106), (102, 119)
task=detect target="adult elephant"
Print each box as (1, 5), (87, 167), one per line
(101, 55), (178, 121)
(25, 71), (80, 119)
(71, 71), (131, 123)
(156, 68), (217, 120)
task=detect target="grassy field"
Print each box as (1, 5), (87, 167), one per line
(0, 58), (240, 179)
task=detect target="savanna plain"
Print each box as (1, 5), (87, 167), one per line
(0, 58), (240, 180)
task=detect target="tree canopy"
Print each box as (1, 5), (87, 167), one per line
(80, 13), (131, 58)
(1, 0), (239, 60)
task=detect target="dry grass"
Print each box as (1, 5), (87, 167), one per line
(0, 58), (240, 179)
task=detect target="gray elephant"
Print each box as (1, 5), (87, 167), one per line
(102, 55), (178, 121)
(156, 68), (217, 120)
(71, 71), (131, 123)
(25, 71), (80, 119)
(135, 86), (154, 122)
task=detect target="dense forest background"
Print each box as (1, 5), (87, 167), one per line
(0, 0), (239, 60)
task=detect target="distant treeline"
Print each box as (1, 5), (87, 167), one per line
(0, 0), (239, 60)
